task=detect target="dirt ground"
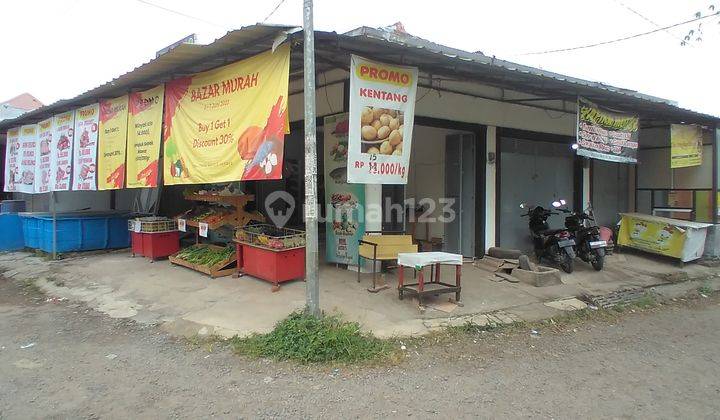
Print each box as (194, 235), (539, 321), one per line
(1, 276), (720, 419)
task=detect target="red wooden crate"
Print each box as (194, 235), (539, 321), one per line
(131, 232), (144, 257)
(141, 231), (180, 260)
(236, 243), (305, 287)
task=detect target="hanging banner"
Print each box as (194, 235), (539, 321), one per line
(97, 95), (129, 190)
(72, 103), (100, 191)
(35, 118), (53, 193)
(3, 127), (20, 192)
(347, 55), (418, 184)
(576, 97), (639, 164)
(163, 44), (290, 185)
(16, 124), (38, 194)
(51, 111), (74, 191)
(671, 124), (703, 168)
(126, 85), (164, 188)
(324, 114), (365, 265)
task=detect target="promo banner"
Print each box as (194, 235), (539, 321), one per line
(576, 97), (639, 164)
(17, 124), (38, 194)
(35, 118), (53, 193)
(97, 95), (129, 190)
(618, 213), (685, 259)
(72, 103), (100, 191)
(163, 44), (290, 185)
(670, 124), (703, 168)
(126, 85), (164, 188)
(3, 127), (20, 192)
(51, 111), (74, 191)
(323, 114), (365, 265)
(347, 55), (418, 184)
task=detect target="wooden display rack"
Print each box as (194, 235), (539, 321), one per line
(183, 193), (265, 228)
(169, 244), (237, 278)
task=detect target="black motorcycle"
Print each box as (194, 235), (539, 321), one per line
(560, 203), (606, 271)
(520, 203), (576, 273)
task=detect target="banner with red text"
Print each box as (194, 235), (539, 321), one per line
(347, 55), (418, 184)
(98, 95), (129, 190)
(163, 44), (290, 185)
(16, 124), (38, 194)
(3, 127), (20, 192)
(51, 111), (74, 191)
(35, 118), (53, 193)
(576, 97), (639, 164)
(126, 85), (164, 188)
(72, 103), (99, 190)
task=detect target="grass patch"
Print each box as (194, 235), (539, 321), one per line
(698, 283), (714, 296)
(230, 311), (392, 364)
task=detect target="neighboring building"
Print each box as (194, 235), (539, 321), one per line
(0, 93), (43, 121)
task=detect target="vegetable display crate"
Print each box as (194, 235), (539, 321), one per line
(234, 224), (306, 250)
(128, 217), (177, 233)
(0, 214), (24, 251)
(235, 241), (305, 290)
(169, 244), (236, 278)
(19, 213), (131, 253)
(131, 231), (180, 261)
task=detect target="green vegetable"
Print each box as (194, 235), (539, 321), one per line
(175, 245), (233, 267)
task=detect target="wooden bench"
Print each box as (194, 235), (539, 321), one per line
(358, 231), (418, 291)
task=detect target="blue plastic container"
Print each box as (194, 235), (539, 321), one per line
(0, 200), (26, 213)
(20, 213), (131, 253)
(0, 214), (24, 251)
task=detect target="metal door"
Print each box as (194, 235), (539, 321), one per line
(444, 133), (476, 256)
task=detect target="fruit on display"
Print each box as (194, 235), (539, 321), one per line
(235, 224), (306, 251)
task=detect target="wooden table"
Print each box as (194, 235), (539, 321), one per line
(397, 252), (462, 307)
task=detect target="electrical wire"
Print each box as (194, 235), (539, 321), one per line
(610, 0), (688, 45)
(135, 0), (226, 28)
(262, 0), (288, 23)
(520, 11), (719, 55)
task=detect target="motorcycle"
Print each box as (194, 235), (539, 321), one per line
(520, 202), (576, 273)
(551, 200), (607, 271)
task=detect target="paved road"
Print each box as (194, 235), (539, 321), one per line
(1, 276), (719, 419)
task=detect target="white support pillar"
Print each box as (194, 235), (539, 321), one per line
(484, 126), (497, 251)
(582, 160), (591, 211)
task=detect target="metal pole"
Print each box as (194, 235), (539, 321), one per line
(303, 0), (320, 316)
(51, 191), (57, 260)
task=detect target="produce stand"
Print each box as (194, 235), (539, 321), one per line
(617, 212), (712, 263)
(169, 243), (236, 278)
(234, 224), (306, 291)
(397, 252), (463, 309)
(129, 217), (180, 261)
(179, 192), (265, 231)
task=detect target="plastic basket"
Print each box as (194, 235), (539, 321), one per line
(235, 224), (305, 251)
(128, 217), (177, 233)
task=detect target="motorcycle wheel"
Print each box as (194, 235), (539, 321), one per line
(559, 249), (574, 273)
(591, 249), (604, 271)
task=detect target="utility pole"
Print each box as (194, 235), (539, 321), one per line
(303, 0), (320, 316)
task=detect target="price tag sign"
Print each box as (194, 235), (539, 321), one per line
(177, 218), (186, 232)
(133, 220), (141, 233)
(199, 222), (209, 238)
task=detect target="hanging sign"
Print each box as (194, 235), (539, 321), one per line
(347, 55), (418, 184)
(163, 44), (290, 185)
(72, 103), (100, 190)
(323, 114), (366, 265)
(35, 118), (53, 193)
(16, 124), (39, 194)
(576, 97), (639, 163)
(198, 222), (209, 237)
(671, 124), (703, 168)
(98, 95), (129, 190)
(51, 111), (74, 191)
(3, 127), (20, 192)
(126, 85), (164, 188)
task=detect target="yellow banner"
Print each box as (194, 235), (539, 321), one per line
(97, 95), (129, 190)
(618, 214), (685, 258)
(163, 44), (290, 185)
(126, 85), (164, 188)
(671, 124), (702, 168)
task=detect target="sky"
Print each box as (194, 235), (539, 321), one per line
(2, 0), (719, 116)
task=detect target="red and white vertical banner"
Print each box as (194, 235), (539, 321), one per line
(17, 124), (39, 194)
(51, 111), (75, 191)
(72, 103), (100, 190)
(35, 118), (53, 193)
(3, 127), (20, 192)
(347, 55), (418, 184)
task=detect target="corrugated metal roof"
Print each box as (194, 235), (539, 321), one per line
(1, 23), (717, 132)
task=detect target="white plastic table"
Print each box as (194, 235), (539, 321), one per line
(396, 252), (462, 305)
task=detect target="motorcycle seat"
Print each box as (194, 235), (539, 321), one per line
(538, 228), (564, 236)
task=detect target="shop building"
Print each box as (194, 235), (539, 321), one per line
(1, 23), (719, 260)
